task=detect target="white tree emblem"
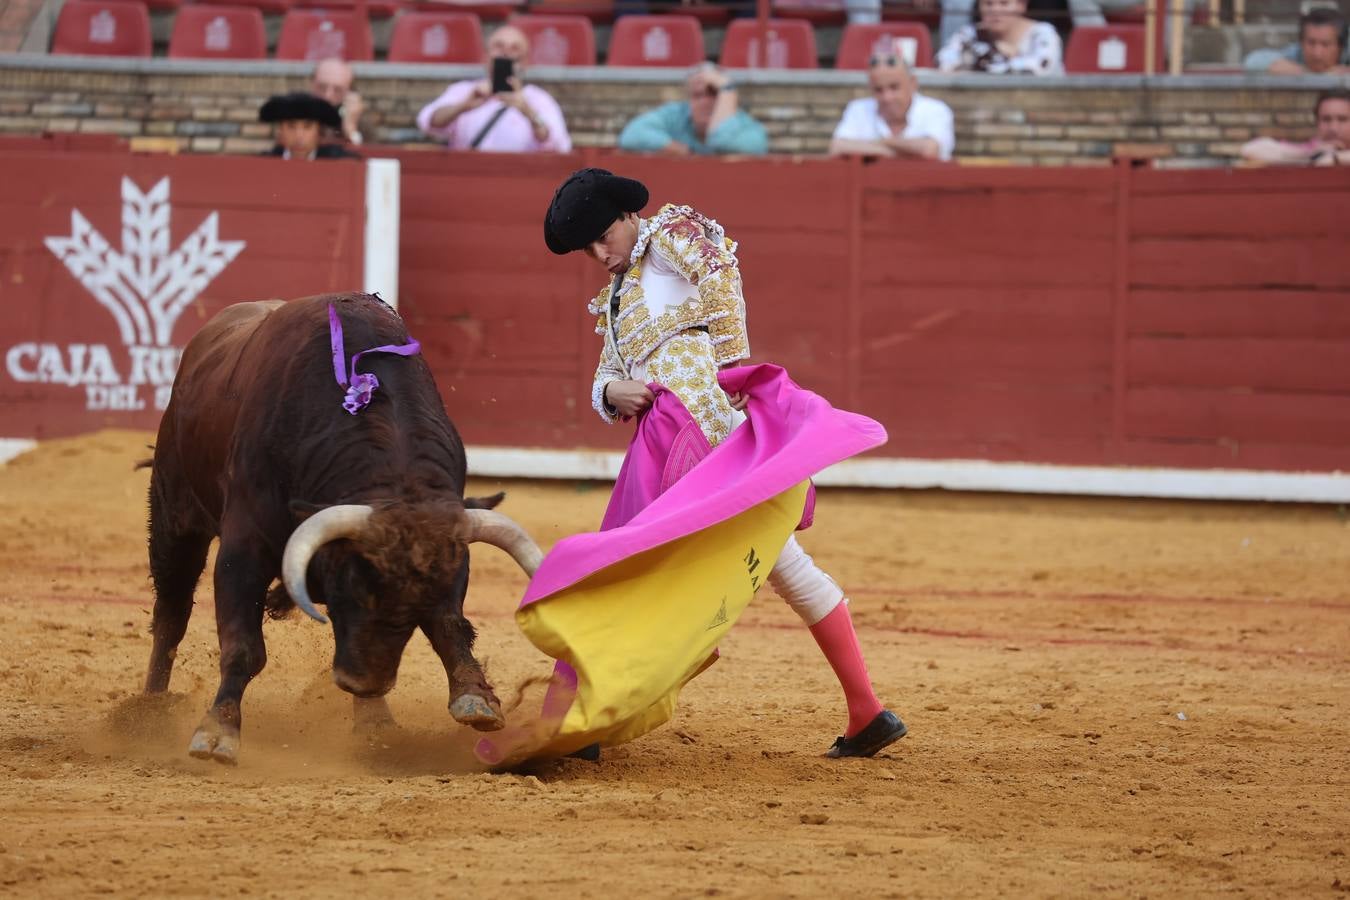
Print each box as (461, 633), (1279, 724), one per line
(45, 177), (246, 347)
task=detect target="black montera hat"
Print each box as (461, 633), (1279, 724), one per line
(543, 168), (650, 255)
(259, 92), (343, 130)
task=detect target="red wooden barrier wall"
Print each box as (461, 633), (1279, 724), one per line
(1123, 168), (1350, 472)
(3, 142), (1347, 477)
(390, 151), (1350, 474)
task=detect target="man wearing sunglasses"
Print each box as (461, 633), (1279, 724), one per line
(828, 44), (954, 161)
(618, 63), (768, 156)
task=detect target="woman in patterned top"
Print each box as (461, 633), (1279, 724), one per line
(543, 168), (907, 759)
(937, 0), (1065, 75)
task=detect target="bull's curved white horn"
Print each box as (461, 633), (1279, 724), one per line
(464, 509), (544, 577)
(281, 504), (374, 624)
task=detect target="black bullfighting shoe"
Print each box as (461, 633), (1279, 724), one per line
(566, 742), (601, 762)
(824, 710), (907, 759)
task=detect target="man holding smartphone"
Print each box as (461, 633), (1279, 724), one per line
(311, 58), (364, 147)
(416, 25), (572, 153)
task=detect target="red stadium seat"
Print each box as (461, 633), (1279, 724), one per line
(607, 15), (705, 67)
(290, 0), (400, 19)
(508, 13), (596, 65)
(145, 0), (182, 10)
(387, 10), (484, 62)
(1064, 24), (1144, 73)
(836, 22), (934, 68)
(275, 9), (374, 59)
(772, 0), (845, 26)
(1103, 6), (1168, 71)
(879, 0), (939, 28)
(662, 4), (729, 26)
(412, 0), (522, 22)
(168, 5), (267, 59)
(51, 0), (151, 57)
(529, 0), (616, 24)
(718, 18), (816, 69)
(194, 0), (291, 15)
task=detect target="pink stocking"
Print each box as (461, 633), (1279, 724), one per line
(808, 602), (884, 738)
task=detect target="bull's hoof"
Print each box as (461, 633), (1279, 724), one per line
(188, 725), (240, 766)
(449, 694), (505, 732)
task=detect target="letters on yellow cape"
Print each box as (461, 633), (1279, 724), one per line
(513, 482), (809, 760)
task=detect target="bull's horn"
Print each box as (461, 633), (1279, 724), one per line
(464, 509), (544, 577)
(281, 504), (374, 625)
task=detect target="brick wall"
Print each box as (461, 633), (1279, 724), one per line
(0, 57), (1343, 164)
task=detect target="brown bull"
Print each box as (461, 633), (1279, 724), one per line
(143, 293), (539, 764)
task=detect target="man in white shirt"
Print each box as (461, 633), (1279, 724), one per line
(828, 42), (954, 162)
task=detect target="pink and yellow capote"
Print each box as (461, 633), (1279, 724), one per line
(475, 365), (886, 765)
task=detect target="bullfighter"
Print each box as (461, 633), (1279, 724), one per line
(543, 168), (907, 759)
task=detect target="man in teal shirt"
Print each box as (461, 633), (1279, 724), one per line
(618, 64), (769, 156)
(1243, 8), (1349, 74)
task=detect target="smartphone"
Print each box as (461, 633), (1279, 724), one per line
(491, 57), (514, 94)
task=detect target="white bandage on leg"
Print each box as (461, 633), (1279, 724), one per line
(768, 536), (845, 626)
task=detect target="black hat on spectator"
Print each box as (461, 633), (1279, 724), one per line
(544, 168), (649, 255)
(259, 92), (343, 130)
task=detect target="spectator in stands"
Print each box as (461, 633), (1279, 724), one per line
(936, 0), (1065, 74)
(259, 93), (361, 161)
(939, 0), (1101, 48)
(311, 58), (365, 147)
(416, 25), (571, 153)
(618, 64), (768, 156)
(848, 0), (883, 25)
(829, 42), (954, 161)
(1240, 90), (1350, 166)
(1243, 9), (1350, 75)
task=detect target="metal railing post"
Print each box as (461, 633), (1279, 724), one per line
(1169, 0), (1184, 74)
(1143, 0), (1158, 74)
(756, 0), (770, 70)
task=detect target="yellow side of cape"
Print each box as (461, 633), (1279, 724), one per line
(515, 482), (810, 758)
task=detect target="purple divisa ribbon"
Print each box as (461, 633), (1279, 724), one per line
(328, 303), (421, 415)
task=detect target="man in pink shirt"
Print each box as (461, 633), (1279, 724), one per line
(1240, 91), (1350, 166)
(416, 25), (572, 153)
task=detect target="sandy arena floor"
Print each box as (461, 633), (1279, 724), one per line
(1, 430), (1347, 898)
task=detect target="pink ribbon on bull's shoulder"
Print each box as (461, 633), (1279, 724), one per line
(327, 303), (421, 415)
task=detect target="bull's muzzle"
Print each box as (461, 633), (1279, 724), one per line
(331, 667), (395, 698)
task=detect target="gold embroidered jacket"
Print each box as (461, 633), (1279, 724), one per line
(589, 204), (750, 423)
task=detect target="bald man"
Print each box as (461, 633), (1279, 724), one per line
(618, 64), (768, 156)
(415, 25), (572, 153)
(311, 58), (364, 146)
(829, 45), (954, 161)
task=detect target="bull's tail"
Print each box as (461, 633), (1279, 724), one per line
(264, 582), (297, 620)
(464, 491), (506, 510)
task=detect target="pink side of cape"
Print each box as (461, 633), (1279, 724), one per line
(598, 385), (713, 533)
(519, 364), (888, 608)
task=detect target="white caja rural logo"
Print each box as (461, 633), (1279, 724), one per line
(6, 177), (245, 411)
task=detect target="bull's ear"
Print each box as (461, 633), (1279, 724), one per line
(289, 499), (326, 523)
(463, 491), (506, 510)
